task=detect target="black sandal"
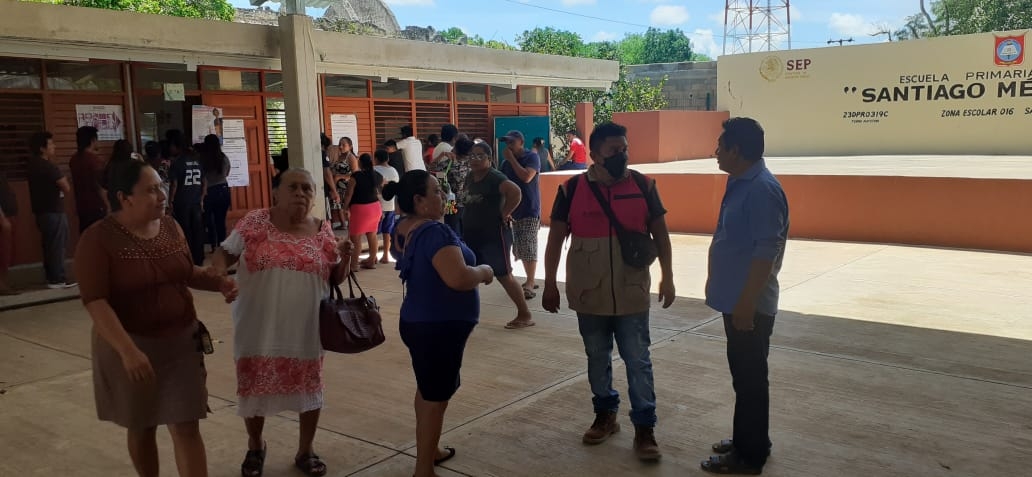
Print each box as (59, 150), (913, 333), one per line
(240, 442), (266, 477)
(713, 438), (734, 453)
(294, 453), (327, 477)
(700, 453), (762, 475)
(434, 447), (456, 466)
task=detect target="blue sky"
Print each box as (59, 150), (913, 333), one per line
(235, 1), (920, 58)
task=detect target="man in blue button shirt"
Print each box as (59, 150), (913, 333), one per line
(701, 118), (789, 476)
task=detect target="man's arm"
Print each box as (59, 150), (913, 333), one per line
(90, 155), (110, 211)
(56, 176), (72, 197)
(542, 184), (572, 313)
(645, 179), (675, 307)
(503, 148), (538, 183)
(732, 185), (789, 329)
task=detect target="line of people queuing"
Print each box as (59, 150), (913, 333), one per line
(66, 116), (787, 477)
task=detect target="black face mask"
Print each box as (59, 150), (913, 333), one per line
(602, 151), (629, 179)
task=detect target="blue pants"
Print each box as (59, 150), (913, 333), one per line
(577, 312), (656, 427)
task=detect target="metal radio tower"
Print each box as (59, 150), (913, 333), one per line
(723, 0), (791, 55)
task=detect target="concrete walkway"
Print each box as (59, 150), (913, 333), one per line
(1, 231), (1030, 476)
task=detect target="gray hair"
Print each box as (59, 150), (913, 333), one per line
(274, 167), (316, 188)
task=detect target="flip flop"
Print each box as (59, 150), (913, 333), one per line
(505, 320), (536, 329)
(434, 447), (456, 466)
(360, 262), (376, 270)
(378, 257), (390, 264)
(523, 288), (536, 299)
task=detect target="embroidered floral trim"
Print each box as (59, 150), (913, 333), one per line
(236, 356), (324, 397)
(235, 209), (339, 279)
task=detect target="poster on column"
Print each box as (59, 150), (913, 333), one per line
(330, 114), (359, 154)
(222, 119), (250, 187)
(75, 105), (125, 141)
(191, 105), (225, 145)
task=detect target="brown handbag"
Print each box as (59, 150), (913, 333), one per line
(319, 273), (385, 354)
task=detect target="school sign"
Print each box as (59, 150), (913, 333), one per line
(717, 30), (1032, 156)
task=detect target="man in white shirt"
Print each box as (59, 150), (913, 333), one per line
(396, 125), (425, 172)
(432, 124), (458, 163)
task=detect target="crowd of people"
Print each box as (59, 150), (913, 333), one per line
(0, 115), (789, 477)
(0, 126), (234, 296)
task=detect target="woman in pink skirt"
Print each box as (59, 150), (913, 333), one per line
(343, 153), (384, 271)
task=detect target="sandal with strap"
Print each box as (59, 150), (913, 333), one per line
(700, 452), (762, 475)
(240, 442), (266, 477)
(434, 446), (456, 466)
(294, 453), (328, 477)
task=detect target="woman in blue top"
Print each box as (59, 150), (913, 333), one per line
(384, 170), (493, 477)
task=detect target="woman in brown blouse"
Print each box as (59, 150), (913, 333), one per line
(75, 160), (236, 477)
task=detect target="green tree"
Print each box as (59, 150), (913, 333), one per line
(439, 27), (468, 44)
(617, 33), (646, 64)
(468, 36), (518, 50)
(896, 0), (1032, 39)
(516, 27), (586, 57)
(639, 28), (694, 64)
(517, 27), (668, 153)
(23, 0), (234, 21)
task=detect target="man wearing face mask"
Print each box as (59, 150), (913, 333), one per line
(542, 122), (675, 462)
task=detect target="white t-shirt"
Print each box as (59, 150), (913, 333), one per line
(373, 164), (400, 212)
(397, 136), (425, 172)
(432, 141), (453, 162)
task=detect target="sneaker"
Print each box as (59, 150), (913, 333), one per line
(582, 411), (620, 445)
(633, 425), (662, 461)
(47, 282), (77, 289)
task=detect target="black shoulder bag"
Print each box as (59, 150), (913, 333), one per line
(584, 173), (658, 269)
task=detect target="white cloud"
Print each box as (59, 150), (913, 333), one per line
(650, 5), (690, 26)
(790, 4), (802, 22)
(689, 28), (721, 59)
(828, 12), (879, 37)
(560, 0), (597, 5)
(384, 0), (436, 6)
(707, 11), (725, 25)
(592, 31), (619, 41)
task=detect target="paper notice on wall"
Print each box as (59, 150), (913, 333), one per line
(163, 83), (185, 101)
(75, 105), (125, 141)
(222, 119), (249, 188)
(191, 105), (225, 145)
(330, 114), (359, 155)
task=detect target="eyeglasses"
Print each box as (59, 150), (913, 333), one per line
(470, 153), (490, 161)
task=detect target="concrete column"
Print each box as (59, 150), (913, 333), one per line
(278, 14), (326, 218)
(575, 102), (594, 147)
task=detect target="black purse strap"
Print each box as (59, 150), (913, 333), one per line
(585, 177), (630, 235)
(329, 272), (367, 299)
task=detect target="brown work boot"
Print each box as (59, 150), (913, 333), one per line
(634, 425), (662, 461)
(582, 411), (620, 444)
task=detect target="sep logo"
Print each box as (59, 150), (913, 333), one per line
(759, 56), (783, 81)
(759, 55), (812, 82)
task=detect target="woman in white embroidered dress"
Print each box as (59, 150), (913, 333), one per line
(213, 168), (352, 477)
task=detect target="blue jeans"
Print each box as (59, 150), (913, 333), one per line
(577, 312), (656, 427)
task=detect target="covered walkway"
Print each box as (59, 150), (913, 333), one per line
(1, 232), (1029, 476)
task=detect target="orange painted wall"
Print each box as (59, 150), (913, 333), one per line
(539, 172), (1032, 254)
(613, 110), (729, 164)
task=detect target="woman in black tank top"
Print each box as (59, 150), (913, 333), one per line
(343, 153), (385, 270)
